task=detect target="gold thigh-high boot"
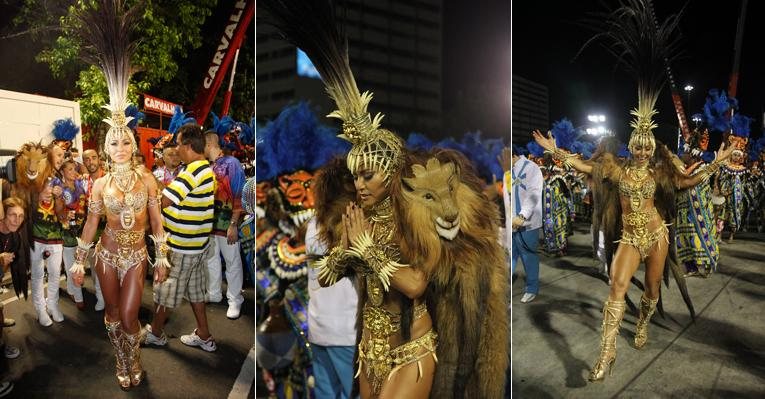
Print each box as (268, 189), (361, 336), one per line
(105, 318), (131, 390)
(122, 330), (144, 386)
(588, 300), (626, 382)
(634, 294), (658, 349)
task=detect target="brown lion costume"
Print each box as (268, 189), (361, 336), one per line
(392, 149), (509, 399)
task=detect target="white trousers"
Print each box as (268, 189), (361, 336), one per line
(30, 242), (64, 311)
(206, 234), (244, 305)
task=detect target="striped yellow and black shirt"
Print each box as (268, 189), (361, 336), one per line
(162, 159), (216, 254)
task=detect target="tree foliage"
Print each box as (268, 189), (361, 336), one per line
(12, 0), (219, 136)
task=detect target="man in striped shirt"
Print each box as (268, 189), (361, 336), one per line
(144, 123), (218, 352)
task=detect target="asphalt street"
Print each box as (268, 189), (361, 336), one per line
(0, 271), (255, 399)
(512, 223), (765, 398)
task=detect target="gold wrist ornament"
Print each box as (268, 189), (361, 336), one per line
(545, 148), (576, 169)
(149, 232), (171, 270)
(698, 159), (722, 182)
(70, 238), (94, 275)
(314, 245), (349, 286)
(345, 230), (407, 291)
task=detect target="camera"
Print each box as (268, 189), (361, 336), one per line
(0, 157), (17, 184)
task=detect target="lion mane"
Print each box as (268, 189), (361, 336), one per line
(13, 142), (54, 204)
(391, 148), (509, 399)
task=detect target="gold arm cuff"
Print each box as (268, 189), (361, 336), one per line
(149, 232), (171, 269)
(545, 148), (575, 168)
(71, 238), (94, 275)
(346, 231), (407, 292)
(313, 246), (348, 286)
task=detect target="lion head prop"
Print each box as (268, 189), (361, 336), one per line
(391, 148), (509, 398)
(14, 142), (52, 193)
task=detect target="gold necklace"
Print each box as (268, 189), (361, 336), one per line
(110, 162), (136, 193)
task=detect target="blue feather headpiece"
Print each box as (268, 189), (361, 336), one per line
(210, 112), (239, 152)
(551, 118), (578, 150)
(617, 143), (631, 158)
(238, 118), (255, 146)
(52, 118), (80, 151)
(406, 132), (435, 151)
(512, 144), (528, 156)
(125, 105), (145, 130)
(526, 141), (545, 158)
(703, 89), (738, 133)
(256, 102), (349, 180)
(155, 106), (196, 150)
(730, 114), (751, 138)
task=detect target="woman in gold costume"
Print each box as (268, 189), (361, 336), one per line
(532, 0), (736, 383)
(534, 123), (732, 380)
(68, 0), (171, 390)
(315, 138), (437, 399)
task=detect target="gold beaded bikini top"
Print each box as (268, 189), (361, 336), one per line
(102, 172), (148, 230)
(103, 190), (148, 215)
(618, 167), (656, 212)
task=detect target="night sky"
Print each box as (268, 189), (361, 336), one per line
(512, 0), (765, 149)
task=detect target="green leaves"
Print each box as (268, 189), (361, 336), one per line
(16, 0), (219, 129)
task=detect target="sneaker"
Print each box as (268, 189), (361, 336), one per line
(47, 302), (64, 323)
(520, 293), (537, 303)
(180, 329), (217, 352)
(37, 308), (53, 327)
(2, 318), (14, 328)
(143, 324), (168, 346)
(0, 381), (12, 398)
(95, 298), (105, 311)
(3, 345), (19, 359)
(226, 301), (242, 319)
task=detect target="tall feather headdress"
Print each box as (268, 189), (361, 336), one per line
(74, 0), (144, 155)
(260, 0), (403, 182)
(579, 0), (684, 153)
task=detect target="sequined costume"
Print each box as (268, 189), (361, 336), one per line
(541, 174), (570, 254)
(717, 163), (746, 234)
(676, 168), (719, 276)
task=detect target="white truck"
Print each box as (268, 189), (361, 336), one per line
(0, 89), (83, 153)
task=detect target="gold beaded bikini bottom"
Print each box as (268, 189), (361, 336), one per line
(356, 303), (438, 397)
(618, 208), (669, 260)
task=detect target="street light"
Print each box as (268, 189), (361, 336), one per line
(684, 84), (694, 109)
(587, 114), (606, 123)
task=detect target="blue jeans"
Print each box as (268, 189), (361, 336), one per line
(311, 344), (356, 399)
(512, 228), (540, 295)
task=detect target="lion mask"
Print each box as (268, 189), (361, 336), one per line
(401, 157), (461, 241)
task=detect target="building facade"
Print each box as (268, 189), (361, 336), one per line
(512, 74), (549, 145)
(257, 0), (443, 136)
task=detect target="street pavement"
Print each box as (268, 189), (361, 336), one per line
(511, 223), (765, 398)
(0, 271), (255, 399)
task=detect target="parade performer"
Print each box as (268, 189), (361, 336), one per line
(715, 114), (750, 243)
(69, 0), (170, 389)
(536, 0), (734, 382)
(675, 123), (719, 277)
(255, 101), (350, 399)
(262, 1), (508, 397)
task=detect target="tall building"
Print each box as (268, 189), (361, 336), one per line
(256, 0), (443, 136)
(512, 74), (548, 145)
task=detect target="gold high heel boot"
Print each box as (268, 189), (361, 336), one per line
(105, 318), (131, 390)
(588, 300), (626, 382)
(123, 330), (144, 386)
(634, 295), (658, 349)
